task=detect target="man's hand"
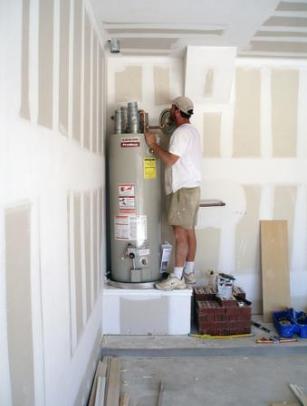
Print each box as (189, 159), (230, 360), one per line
(144, 131), (157, 148)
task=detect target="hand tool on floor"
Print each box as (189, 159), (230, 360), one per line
(256, 336), (298, 344)
(252, 320), (297, 343)
(190, 333), (253, 339)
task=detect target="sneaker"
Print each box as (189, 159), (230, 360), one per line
(155, 275), (186, 291)
(183, 272), (196, 285)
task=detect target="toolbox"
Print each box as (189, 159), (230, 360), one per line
(272, 308), (307, 338)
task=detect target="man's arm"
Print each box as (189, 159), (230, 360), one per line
(145, 132), (179, 167)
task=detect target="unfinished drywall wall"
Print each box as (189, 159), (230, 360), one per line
(107, 57), (183, 134)
(107, 53), (307, 313)
(0, 1), (106, 405)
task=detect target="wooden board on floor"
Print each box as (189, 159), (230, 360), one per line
(260, 220), (291, 322)
(120, 393), (129, 406)
(88, 359), (108, 406)
(105, 357), (121, 406)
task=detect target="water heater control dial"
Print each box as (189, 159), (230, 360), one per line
(140, 257), (148, 266)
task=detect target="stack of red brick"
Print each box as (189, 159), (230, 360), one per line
(193, 286), (251, 336)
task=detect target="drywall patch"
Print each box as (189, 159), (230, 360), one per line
(73, 193), (83, 340)
(84, 192), (92, 319)
(271, 69), (298, 157)
(235, 185), (261, 273)
(195, 228), (220, 274)
(250, 41), (307, 54)
(20, 0), (30, 120)
(277, 1), (307, 11)
(92, 36), (98, 154)
(83, 13), (91, 150)
(67, 194), (74, 356)
(93, 190), (98, 302)
(273, 185), (297, 264)
(263, 16), (307, 27)
(233, 68), (261, 157)
(204, 69), (214, 97)
(153, 66), (170, 105)
(115, 66), (142, 103)
(38, 0), (54, 129)
(72, 0), (82, 143)
(98, 188), (105, 292)
(5, 204), (35, 406)
(59, 0), (70, 135)
(98, 46), (103, 154)
(203, 112), (221, 157)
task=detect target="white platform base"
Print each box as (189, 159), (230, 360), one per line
(102, 285), (192, 335)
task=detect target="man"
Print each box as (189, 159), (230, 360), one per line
(145, 96), (202, 290)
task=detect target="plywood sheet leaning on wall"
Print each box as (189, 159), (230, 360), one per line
(260, 220), (290, 322)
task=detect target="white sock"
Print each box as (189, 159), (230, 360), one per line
(171, 267), (184, 279)
(184, 261), (195, 274)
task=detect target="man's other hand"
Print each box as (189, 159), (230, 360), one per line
(144, 132), (156, 147)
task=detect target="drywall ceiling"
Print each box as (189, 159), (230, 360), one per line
(91, 0), (307, 58)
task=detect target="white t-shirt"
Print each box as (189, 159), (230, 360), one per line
(165, 123), (202, 194)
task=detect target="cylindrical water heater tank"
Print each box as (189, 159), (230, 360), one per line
(108, 133), (161, 283)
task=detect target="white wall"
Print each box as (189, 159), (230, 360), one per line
(106, 49), (307, 313)
(0, 1), (106, 405)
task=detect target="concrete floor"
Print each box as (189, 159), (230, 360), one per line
(119, 355), (306, 406)
(101, 319), (307, 406)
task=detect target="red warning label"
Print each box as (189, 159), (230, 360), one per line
(121, 137), (140, 148)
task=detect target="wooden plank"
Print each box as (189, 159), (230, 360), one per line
(105, 358), (121, 406)
(260, 220), (291, 322)
(94, 376), (106, 406)
(289, 384), (307, 406)
(88, 359), (108, 406)
(120, 393), (130, 406)
(157, 381), (164, 406)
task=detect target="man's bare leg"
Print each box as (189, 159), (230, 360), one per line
(186, 228), (197, 261)
(173, 225), (188, 267)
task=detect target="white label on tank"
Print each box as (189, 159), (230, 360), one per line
(114, 216), (130, 240)
(118, 183), (135, 197)
(138, 248), (150, 256)
(118, 196), (135, 209)
(114, 215), (147, 241)
(128, 215), (147, 242)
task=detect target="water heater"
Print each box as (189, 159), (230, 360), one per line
(108, 132), (162, 284)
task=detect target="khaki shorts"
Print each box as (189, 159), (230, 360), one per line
(167, 187), (200, 229)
